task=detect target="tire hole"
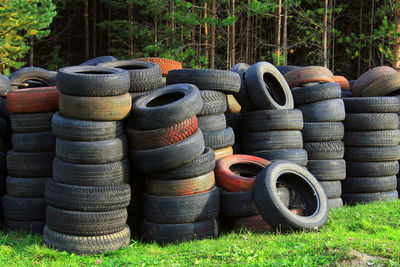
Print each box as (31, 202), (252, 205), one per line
(147, 92), (185, 107)
(263, 73), (286, 105)
(229, 163), (264, 178)
(117, 65), (148, 70)
(76, 71), (113, 75)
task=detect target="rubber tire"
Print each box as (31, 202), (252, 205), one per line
(342, 176), (397, 193)
(328, 198), (343, 209)
(141, 218), (218, 244)
(12, 132), (56, 152)
(79, 56), (117, 66)
(9, 67), (56, 89)
(225, 112), (242, 132)
(0, 97), (9, 119)
(249, 149), (308, 166)
(10, 112), (54, 133)
(244, 62), (294, 110)
(198, 90), (228, 116)
(230, 63), (253, 111)
(352, 66), (397, 97)
(135, 57), (182, 76)
(276, 65), (301, 75)
(343, 97), (400, 113)
(214, 146), (234, 161)
(203, 127), (235, 150)
(142, 186), (219, 224)
(344, 113), (399, 131)
(241, 109), (303, 132)
(0, 74), (11, 97)
(45, 179), (131, 212)
(227, 94), (241, 112)
(6, 86), (59, 113)
(344, 146), (400, 162)
(132, 84), (202, 130)
(253, 161), (329, 231)
(2, 194), (46, 220)
(283, 66), (334, 88)
(319, 181), (342, 199)
(149, 147), (215, 180)
(4, 219), (44, 233)
(52, 112), (124, 141)
(43, 224), (130, 255)
(361, 72), (400, 97)
(298, 99), (345, 122)
(7, 151), (54, 178)
(46, 206), (128, 236)
(343, 130), (400, 147)
(131, 129), (205, 173)
(166, 69), (241, 93)
(241, 131), (303, 153)
(307, 160), (346, 181)
(342, 190), (398, 205)
(346, 161), (399, 177)
(197, 114), (226, 132)
(304, 141), (344, 160)
(334, 75), (350, 90)
(53, 158), (130, 186)
(291, 82), (341, 106)
(302, 122), (344, 142)
(6, 176), (50, 197)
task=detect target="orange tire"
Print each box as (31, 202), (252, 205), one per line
(215, 154), (271, 192)
(283, 66), (334, 88)
(7, 87), (59, 113)
(334, 75), (350, 90)
(135, 57), (183, 76)
(214, 146), (233, 160)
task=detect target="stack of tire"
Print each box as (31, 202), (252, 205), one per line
(342, 97), (400, 204)
(129, 84), (219, 244)
(4, 86), (58, 233)
(284, 66), (346, 209)
(43, 66), (132, 255)
(135, 57), (183, 87)
(166, 69), (241, 160)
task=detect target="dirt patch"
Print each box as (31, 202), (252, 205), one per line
(339, 250), (389, 266)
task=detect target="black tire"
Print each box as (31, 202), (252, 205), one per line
(131, 129), (205, 173)
(291, 82), (341, 106)
(141, 218), (218, 244)
(307, 160), (346, 181)
(225, 112), (243, 132)
(220, 187), (290, 218)
(130, 91), (150, 103)
(328, 198), (343, 209)
(0, 97), (9, 119)
(197, 114), (227, 132)
(241, 131), (303, 153)
(7, 151), (54, 178)
(344, 146), (400, 162)
(346, 161), (399, 177)
(302, 122), (344, 142)
(0, 152), (6, 173)
(319, 181), (342, 199)
(46, 206), (127, 236)
(344, 113), (399, 131)
(0, 74), (11, 97)
(4, 219), (45, 233)
(166, 69), (241, 93)
(341, 90), (352, 98)
(342, 190), (398, 205)
(249, 149), (308, 166)
(149, 147), (215, 180)
(343, 130), (400, 147)
(2, 194), (46, 220)
(198, 90), (228, 116)
(79, 56), (117, 66)
(241, 109), (303, 132)
(253, 161), (329, 231)
(9, 67), (56, 89)
(230, 63), (253, 111)
(342, 176), (397, 193)
(52, 112), (124, 141)
(245, 62), (294, 110)
(343, 97), (400, 113)
(203, 127), (235, 150)
(10, 112), (54, 133)
(298, 99), (345, 122)
(142, 186), (219, 224)
(43, 225), (130, 255)
(132, 84), (203, 130)
(276, 65), (301, 75)
(6, 176), (50, 197)
(56, 66), (130, 96)
(53, 158), (130, 186)
(56, 136), (127, 164)
(45, 179), (131, 212)
(304, 141), (344, 160)
(12, 132), (56, 152)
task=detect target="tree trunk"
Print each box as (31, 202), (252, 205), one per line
(357, 0), (363, 76)
(231, 0), (236, 66)
(29, 37), (34, 67)
(246, 0), (250, 63)
(283, 0), (288, 65)
(394, 0), (400, 70)
(128, 3), (134, 57)
(331, 0), (336, 72)
(276, 0), (282, 65)
(323, 0), (328, 68)
(210, 0), (216, 68)
(84, 0), (89, 60)
(226, 0), (231, 69)
(204, 2), (209, 66)
(107, 6), (111, 52)
(369, 0), (375, 69)
(93, 0), (97, 57)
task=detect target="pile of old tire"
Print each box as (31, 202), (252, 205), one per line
(135, 57), (182, 87)
(342, 97), (400, 204)
(3, 86), (58, 233)
(128, 84), (219, 244)
(99, 60), (162, 103)
(284, 66), (345, 209)
(44, 66), (132, 255)
(166, 69), (240, 160)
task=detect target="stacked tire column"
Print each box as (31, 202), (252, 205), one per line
(3, 87), (58, 233)
(284, 67), (345, 209)
(342, 97), (400, 204)
(129, 84), (219, 244)
(43, 66), (132, 255)
(166, 69), (241, 160)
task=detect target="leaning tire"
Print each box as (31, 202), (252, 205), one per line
(9, 67), (56, 89)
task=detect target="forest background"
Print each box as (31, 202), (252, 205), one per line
(1, 0), (400, 79)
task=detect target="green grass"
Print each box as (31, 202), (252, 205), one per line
(0, 200), (399, 266)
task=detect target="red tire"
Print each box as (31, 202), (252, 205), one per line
(334, 75), (350, 90)
(215, 154), (271, 192)
(126, 116), (198, 150)
(283, 66), (334, 88)
(135, 57), (183, 76)
(7, 87), (59, 113)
